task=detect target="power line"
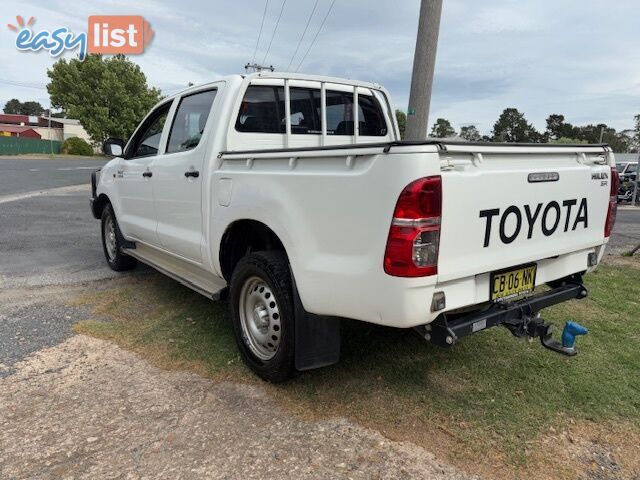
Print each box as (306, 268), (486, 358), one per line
(295, 0), (337, 72)
(262, 0), (287, 66)
(286, 0), (319, 72)
(0, 78), (47, 90)
(251, 0), (269, 64)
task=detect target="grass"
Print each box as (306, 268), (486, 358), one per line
(74, 258), (640, 478)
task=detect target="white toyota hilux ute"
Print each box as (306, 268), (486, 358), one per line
(91, 72), (619, 382)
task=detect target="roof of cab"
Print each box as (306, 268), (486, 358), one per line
(167, 72), (386, 99)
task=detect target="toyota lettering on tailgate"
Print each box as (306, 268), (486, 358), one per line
(479, 198), (588, 247)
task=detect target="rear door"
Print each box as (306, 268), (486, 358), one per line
(437, 146), (612, 283)
(151, 87), (218, 262)
(117, 101), (171, 245)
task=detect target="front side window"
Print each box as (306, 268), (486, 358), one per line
(167, 89), (217, 153)
(129, 103), (171, 158)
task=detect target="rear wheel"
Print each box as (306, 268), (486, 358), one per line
(101, 203), (137, 272)
(229, 251), (296, 383)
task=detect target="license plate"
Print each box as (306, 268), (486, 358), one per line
(490, 264), (537, 302)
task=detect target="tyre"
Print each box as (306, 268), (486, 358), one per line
(101, 203), (137, 272)
(229, 251), (296, 383)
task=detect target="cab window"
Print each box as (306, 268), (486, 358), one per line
(325, 91), (386, 136)
(290, 87), (321, 134)
(235, 84), (387, 137)
(128, 103), (171, 158)
(167, 89), (217, 153)
(235, 86), (284, 133)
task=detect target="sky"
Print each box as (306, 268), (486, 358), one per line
(1, 0), (639, 135)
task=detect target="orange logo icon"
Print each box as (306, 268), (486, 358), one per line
(88, 15), (153, 55)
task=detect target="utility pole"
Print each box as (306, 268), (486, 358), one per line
(48, 107), (52, 156)
(405, 0), (443, 141)
(633, 153), (639, 205)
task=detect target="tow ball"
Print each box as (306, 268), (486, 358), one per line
(539, 321), (588, 356)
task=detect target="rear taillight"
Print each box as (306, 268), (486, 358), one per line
(384, 176), (441, 277)
(605, 166), (619, 237)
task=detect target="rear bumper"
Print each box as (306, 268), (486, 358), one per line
(425, 281), (587, 347)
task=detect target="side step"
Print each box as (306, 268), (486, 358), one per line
(123, 243), (227, 300)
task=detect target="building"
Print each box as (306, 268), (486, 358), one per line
(0, 124), (41, 138)
(0, 113), (95, 149)
(44, 117), (94, 145)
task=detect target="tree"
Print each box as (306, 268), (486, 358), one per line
(550, 137), (587, 145)
(632, 114), (640, 153)
(459, 125), (482, 142)
(545, 114), (580, 141)
(47, 54), (162, 145)
(21, 101), (45, 116)
(395, 110), (406, 140)
(492, 108), (541, 143)
(576, 124), (629, 152)
(3, 99), (22, 114)
(3, 98), (44, 116)
(430, 118), (455, 138)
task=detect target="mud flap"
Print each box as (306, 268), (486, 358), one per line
(291, 273), (341, 371)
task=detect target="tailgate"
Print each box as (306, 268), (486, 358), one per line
(437, 146), (611, 283)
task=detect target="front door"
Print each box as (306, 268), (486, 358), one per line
(117, 101), (171, 246)
(151, 88), (218, 262)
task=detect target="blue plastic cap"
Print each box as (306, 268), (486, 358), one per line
(561, 321), (588, 349)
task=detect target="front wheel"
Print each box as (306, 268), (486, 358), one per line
(101, 203), (137, 272)
(229, 251), (296, 383)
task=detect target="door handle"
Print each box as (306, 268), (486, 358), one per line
(184, 170), (200, 178)
(142, 171), (153, 178)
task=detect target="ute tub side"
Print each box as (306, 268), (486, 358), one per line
(213, 141), (612, 329)
(212, 145), (442, 328)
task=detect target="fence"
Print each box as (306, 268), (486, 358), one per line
(0, 136), (61, 155)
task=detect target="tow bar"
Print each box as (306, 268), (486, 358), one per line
(417, 281), (589, 356)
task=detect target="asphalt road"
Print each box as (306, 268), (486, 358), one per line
(608, 206), (640, 254)
(0, 157), (108, 196)
(0, 157), (125, 375)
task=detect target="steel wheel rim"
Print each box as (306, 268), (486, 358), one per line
(238, 276), (281, 361)
(104, 215), (117, 260)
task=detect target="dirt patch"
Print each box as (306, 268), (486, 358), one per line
(535, 421), (640, 480)
(603, 254), (640, 270)
(0, 335), (476, 479)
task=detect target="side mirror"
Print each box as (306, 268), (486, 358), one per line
(103, 138), (125, 157)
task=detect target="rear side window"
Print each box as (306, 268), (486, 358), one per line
(290, 87), (321, 134)
(358, 94), (387, 136)
(167, 89), (217, 153)
(325, 91), (354, 135)
(235, 86), (284, 133)
(325, 91), (387, 136)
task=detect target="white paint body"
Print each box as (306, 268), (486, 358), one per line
(96, 73), (614, 329)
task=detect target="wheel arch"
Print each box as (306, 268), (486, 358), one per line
(91, 193), (111, 219)
(219, 219), (287, 282)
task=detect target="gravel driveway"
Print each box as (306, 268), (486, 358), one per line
(0, 334), (476, 480)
